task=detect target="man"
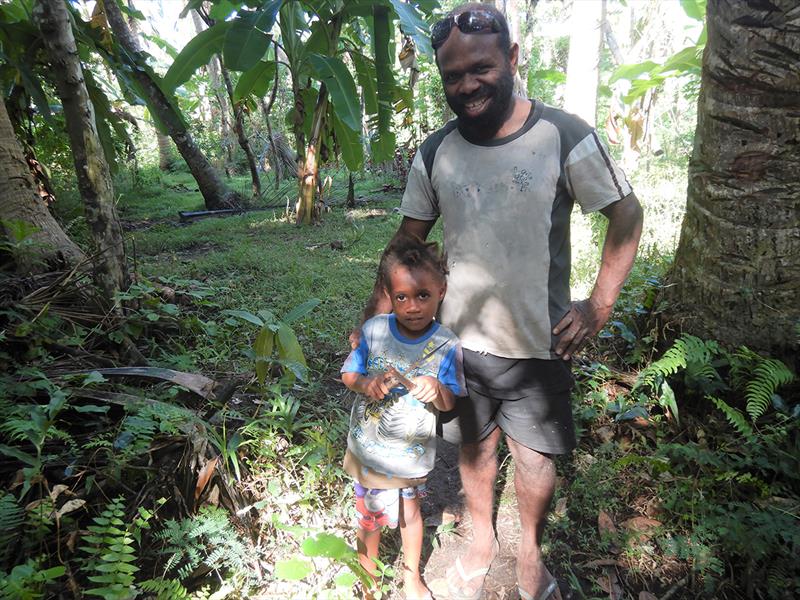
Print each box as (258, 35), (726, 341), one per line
(353, 4), (643, 599)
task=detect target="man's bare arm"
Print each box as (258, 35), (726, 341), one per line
(350, 217), (436, 349)
(553, 192), (643, 359)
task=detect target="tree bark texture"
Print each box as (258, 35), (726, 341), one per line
(666, 0), (800, 359)
(100, 0), (239, 209)
(296, 84), (328, 225)
(0, 98), (85, 272)
(220, 65), (261, 197)
(33, 0), (128, 299)
(156, 132), (174, 171)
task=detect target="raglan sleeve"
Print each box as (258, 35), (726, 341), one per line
(564, 130), (633, 214)
(398, 150), (440, 221)
(436, 340), (466, 397)
(341, 331), (370, 375)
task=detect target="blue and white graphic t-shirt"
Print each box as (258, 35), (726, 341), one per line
(341, 314), (464, 481)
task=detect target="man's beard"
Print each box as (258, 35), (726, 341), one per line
(447, 67), (515, 141)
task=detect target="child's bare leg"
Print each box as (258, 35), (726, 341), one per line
(356, 526), (381, 590)
(399, 495), (430, 598)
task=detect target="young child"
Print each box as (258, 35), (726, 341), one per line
(341, 236), (464, 600)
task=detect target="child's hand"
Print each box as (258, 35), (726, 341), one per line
(410, 376), (440, 404)
(364, 373), (391, 401)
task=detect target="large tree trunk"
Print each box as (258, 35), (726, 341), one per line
(665, 0), (800, 360)
(220, 66), (261, 198)
(0, 98), (85, 272)
(33, 0), (128, 300)
(100, 0), (239, 210)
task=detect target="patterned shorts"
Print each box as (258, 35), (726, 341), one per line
(354, 481), (428, 531)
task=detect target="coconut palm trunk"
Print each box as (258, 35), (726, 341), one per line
(665, 0), (800, 359)
(101, 0), (239, 210)
(33, 0), (128, 300)
(0, 97), (85, 272)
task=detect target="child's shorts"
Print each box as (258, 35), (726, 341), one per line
(354, 481), (428, 531)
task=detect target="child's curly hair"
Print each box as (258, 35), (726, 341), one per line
(378, 235), (448, 290)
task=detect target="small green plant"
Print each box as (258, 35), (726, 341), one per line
(275, 531), (380, 598)
(155, 506), (252, 585)
(0, 558), (65, 600)
(223, 298), (320, 386)
(79, 496), (153, 600)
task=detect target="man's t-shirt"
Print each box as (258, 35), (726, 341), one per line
(341, 314), (464, 484)
(400, 101), (633, 359)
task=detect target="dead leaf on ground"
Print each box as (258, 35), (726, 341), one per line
(598, 510), (618, 536)
(55, 499), (86, 520)
(49, 484), (70, 501)
(195, 456), (219, 502)
(596, 425), (615, 443)
(554, 497), (568, 517)
(622, 516), (662, 542)
(639, 592), (658, 600)
(595, 566), (623, 599)
(583, 558), (624, 568)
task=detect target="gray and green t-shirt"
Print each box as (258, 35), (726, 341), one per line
(400, 101), (633, 359)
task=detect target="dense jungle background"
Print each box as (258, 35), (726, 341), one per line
(1, 0), (798, 598)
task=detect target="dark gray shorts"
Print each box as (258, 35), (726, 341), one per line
(438, 349), (577, 455)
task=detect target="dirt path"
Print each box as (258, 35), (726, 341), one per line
(387, 439), (561, 600)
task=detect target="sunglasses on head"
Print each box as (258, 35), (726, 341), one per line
(431, 9), (502, 50)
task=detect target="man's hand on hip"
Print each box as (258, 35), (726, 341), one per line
(552, 299), (612, 360)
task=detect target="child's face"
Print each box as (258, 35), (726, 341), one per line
(385, 264), (446, 339)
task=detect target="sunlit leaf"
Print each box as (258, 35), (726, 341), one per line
(301, 532), (355, 559)
(274, 557), (313, 580)
(609, 61), (660, 84)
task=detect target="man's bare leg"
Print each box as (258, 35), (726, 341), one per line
(447, 426), (502, 595)
(506, 436), (560, 598)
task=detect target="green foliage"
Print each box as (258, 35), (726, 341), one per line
(224, 298), (320, 386)
(162, 21), (233, 93)
(611, 0), (706, 104)
(138, 578), (191, 599)
(79, 497), (139, 600)
(276, 530), (378, 596)
(0, 493), (24, 569)
(155, 506), (251, 582)
(0, 558), (65, 600)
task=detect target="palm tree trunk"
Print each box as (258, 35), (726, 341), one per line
(33, 0), (128, 300)
(0, 98), (85, 272)
(665, 0), (800, 359)
(101, 0), (239, 210)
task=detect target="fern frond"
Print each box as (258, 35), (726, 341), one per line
(0, 493), (23, 568)
(745, 358), (794, 421)
(139, 578), (191, 599)
(710, 395), (754, 439)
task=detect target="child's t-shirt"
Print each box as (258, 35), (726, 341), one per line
(341, 314), (464, 484)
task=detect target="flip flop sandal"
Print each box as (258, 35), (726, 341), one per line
(518, 578), (559, 600)
(446, 539), (499, 600)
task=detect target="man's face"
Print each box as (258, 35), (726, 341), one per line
(436, 30), (516, 141)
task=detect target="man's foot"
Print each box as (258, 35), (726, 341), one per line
(445, 538), (499, 600)
(403, 569), (432, 600)
(516, 560), (561, 600)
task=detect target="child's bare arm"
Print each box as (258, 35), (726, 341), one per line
(342, 371), (390, 401)
(410, 376), (456, 411)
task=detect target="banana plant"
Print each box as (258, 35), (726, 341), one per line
(166, 0), (439, 223)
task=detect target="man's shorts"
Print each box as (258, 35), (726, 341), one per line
(438, 349), (576, 455)
(354, 482), (428, 531)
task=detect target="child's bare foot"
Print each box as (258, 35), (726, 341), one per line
(403, 568), (432, 600)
